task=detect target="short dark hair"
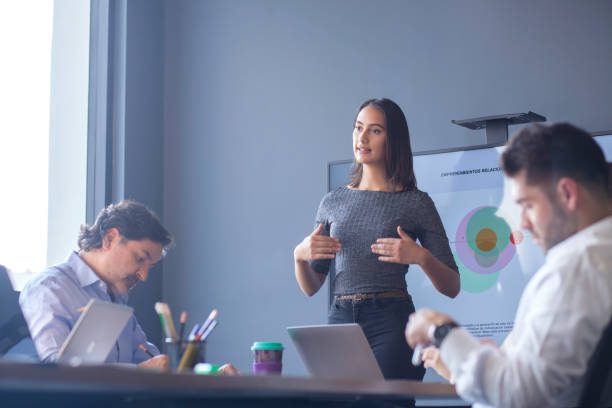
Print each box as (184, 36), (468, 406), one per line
(500, 122), (608, 194)
(78, 200), (174, 254)
(349, 98), (417, 191)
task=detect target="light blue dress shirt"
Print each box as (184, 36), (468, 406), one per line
(19, 251), (160, 363)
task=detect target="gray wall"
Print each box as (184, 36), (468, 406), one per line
(112, 0), (166, 346)
(160, 0), (612, 375)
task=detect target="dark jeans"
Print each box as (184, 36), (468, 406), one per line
(328, 295), (425, 381)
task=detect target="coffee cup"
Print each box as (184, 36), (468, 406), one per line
(251, 342), (284, 375)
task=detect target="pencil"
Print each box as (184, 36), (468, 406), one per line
(163, 303), (178, 340)
(178, 311), (187, 343)
(139, 344), (155, 358)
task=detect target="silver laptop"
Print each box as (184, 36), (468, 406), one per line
(57, 298), (132, 365)
(287, 323), (384, 380)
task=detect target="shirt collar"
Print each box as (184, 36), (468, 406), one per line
(67, 251), (104, 288)
(66, 251), (130, 304)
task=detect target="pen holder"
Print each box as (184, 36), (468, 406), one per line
(164, 338), (205, 372)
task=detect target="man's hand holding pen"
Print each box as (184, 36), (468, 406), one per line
(138, 354), (169, 371)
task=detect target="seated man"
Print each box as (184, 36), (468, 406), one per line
(406, 123), (612, 407)
(20, 200), (172, 369)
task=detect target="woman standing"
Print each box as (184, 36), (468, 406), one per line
(294, 98), (459, 380)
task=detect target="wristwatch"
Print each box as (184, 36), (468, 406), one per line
(428, 321), (459, 348)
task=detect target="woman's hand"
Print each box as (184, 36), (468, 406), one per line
(294, 224), (341, 262)
(371, 226), (426, 265)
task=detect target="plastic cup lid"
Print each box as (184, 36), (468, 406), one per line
(251, 342), (284, 351)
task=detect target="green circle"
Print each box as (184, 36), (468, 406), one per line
(251, 342), (284, 351)
(466, 207), (511, 256)
(455, 252), (500, 293)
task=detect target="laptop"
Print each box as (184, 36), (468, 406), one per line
(287, 323), (384, 380)
(57, 298), (132, 365)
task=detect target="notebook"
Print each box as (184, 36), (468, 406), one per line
(287, 323), (384, 380)
(57, 298), (132, 365)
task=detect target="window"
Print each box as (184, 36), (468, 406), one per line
(0, 0), (89, 290)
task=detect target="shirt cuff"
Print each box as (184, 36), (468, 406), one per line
(440, 327), (480, 377)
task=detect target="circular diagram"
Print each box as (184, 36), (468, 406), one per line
(454, 206), (519, 293)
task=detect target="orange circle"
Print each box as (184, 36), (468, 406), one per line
(475, 228), (497, 252)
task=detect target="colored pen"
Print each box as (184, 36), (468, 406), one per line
(196, 309), (218, 339)
(187, 323), (200, 341)
(198, 319), (218, 342)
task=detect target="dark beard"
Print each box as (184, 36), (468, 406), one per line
(543, 199), (577, 252)
(125, 275), (140, 290)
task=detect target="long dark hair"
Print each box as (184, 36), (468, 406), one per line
(348, 98), (416, 191)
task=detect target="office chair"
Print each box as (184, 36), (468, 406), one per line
(577, 313), (612, 408)
(0, 264), (31, 356)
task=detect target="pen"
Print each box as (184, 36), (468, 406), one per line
(196, 309), (218, 339)
(139, 344), (155, 358)
(411, 343), (424, 366)
(187, 323), (200, 341)
(198, 319), (218, 342)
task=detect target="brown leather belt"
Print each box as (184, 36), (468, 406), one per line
(334, 290), (409, 301)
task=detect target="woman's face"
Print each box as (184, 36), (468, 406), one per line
(353, 105), (387, 166)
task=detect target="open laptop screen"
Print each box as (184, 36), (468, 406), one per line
(288, 323), (384, 380)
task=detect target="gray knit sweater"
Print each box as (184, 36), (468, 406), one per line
(310, 187), (458, 295)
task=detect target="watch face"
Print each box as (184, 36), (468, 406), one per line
(433, 323), (457, 347)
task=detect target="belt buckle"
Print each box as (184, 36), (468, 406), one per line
(353, 293), (367, 301)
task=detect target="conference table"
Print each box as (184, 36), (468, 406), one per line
(0, 361), (463, 407)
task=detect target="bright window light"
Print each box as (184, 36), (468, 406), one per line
(0, 2), (54, 281)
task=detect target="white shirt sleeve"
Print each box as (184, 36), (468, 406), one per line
(440, 247), (612, 408)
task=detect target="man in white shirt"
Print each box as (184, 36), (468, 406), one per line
(406, 122), (612, 408)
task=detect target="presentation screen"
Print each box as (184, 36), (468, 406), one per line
(328, 132), (612, 382)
